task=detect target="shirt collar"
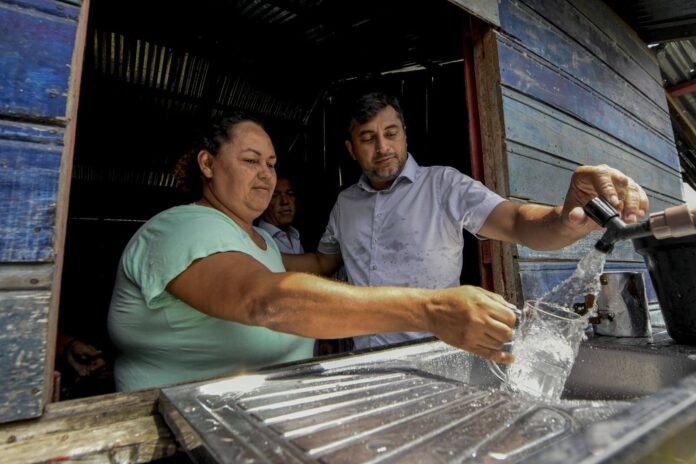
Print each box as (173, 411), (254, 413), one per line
(357, 153), (419, 192)
(257, 219), (300, 239)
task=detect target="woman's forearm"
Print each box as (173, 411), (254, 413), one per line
(250, 272), (430, 338)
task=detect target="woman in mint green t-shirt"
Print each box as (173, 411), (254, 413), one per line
(107, 113), (519, 391)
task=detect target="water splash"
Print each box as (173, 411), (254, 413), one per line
(497, 249), (609, 401)
(538, 249), (608, 313)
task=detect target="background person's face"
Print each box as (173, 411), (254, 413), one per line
(203, 122), (277, 223)
(346, 105), (407, 190)
(263, 177), (296, 227)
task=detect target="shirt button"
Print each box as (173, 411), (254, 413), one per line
(371, 265), (377, 270)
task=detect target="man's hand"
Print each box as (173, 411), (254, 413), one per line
(427, 286), (517, 364)
(563, 165), (649, 231)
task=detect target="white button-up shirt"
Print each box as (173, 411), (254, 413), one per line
(257, 220), (304, 255)
(318, 154), (505, 349)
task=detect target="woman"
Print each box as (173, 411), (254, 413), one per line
(107, 113), (517, 391)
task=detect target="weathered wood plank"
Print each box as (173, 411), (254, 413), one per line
(42, 0), (90, 416)
(499, 0), (672, 138)
(0, 415), (177, 463)
(0, 2), (77, 120)
(0, 138), (62, 262)
(4, 0), (79, 19)
(569, 0), (663, 84)
(0, 264), (53, 290)
(496, 35), (680, 170)
(507, 146), (683, 211)
(516, 231), (643, 262)
(506, 148), (682, 210)
(447, 0), (500, 26)
(510, 0), (667, 113)
(0, 120), (65, 145)
(0, 389), (160, 443)
(518, 260), (657, 303)
(502, 88), (683, 201)
(474, 26), (522, 304)
(0, 291), (51, 423)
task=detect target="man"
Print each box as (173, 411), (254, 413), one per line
(284, 92), (649, 350)
(258, 173), (304, 254)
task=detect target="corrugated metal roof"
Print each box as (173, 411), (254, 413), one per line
(657, 39), (696, 123)
(655, 39), (696, 187)
(606, 0), (696, 43)
(606, 0), (696, 188)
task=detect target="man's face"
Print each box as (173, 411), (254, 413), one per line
(346, 105), (407, 190)
(263, 177), (296, 227)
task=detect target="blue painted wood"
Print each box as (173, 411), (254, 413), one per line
(506, 146), (683, 211)
(519, 261), (657, 303)
(516, 231), (642, 262)
(569, 0), (663, 84)
(3, 0), (79, 20)
(0, 290), (51, 422)
(0, 119), (65, 145)
(0, 0), (80, 424)
(0, 2), (78, 120)
(496, 36), (680, 170)
(0, 128), (63, 262)
(502, 88), (683, 201)
(504, 0), (667, 114)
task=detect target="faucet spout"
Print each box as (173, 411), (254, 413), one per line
(583, 197), (651, 253)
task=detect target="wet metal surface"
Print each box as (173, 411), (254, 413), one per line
(160, 339), (689, 463)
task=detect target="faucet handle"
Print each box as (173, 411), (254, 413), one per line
(584, 197), (619, 227)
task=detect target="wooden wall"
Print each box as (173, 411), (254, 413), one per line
(0, 0), (85, 423)
(476, 0), (683, 304)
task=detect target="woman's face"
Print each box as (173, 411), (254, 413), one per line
(200, 122), (277, 224)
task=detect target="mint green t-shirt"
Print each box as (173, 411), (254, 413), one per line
(107, 204), (314, 391)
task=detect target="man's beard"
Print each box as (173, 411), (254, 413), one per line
(371, 154), (405, 181)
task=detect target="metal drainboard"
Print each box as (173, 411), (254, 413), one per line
(160, 360), (596, 463)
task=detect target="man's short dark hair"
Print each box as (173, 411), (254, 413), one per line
(347, 92), (405, 139)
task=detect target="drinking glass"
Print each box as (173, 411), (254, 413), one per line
(488, 300), (587, 400)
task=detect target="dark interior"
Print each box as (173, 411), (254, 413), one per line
(57, 0), (480, 399)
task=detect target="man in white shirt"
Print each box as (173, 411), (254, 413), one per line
(258, 174), (304, 254)
(284, 92), (649, 351)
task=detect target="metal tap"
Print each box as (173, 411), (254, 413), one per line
(583, 197), (696, 254)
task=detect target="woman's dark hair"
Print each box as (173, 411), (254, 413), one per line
(346, 92), (405, 139)
(174, 112), (264, 196)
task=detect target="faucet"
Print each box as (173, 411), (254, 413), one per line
(583, 197), (696, 254)
(582, 197), (696, 338)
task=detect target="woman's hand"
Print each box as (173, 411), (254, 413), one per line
(427, 286), (517, 364)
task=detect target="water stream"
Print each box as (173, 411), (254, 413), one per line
(538, 249), (608, 312)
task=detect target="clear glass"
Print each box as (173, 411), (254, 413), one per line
(488, 300), (587, 401)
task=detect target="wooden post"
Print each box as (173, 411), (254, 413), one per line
(471, 25), (523, 305)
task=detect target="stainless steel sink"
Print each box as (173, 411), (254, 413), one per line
(565, 336), (696, 400)
(159, 335), (696, 463)
(398, 332), (696, 401)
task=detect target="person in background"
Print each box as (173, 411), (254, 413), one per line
(107, 112), (520, 391)
(55, 333), (111, 398)
(258, 172), (304, 254)
(283, 92), (650, 350)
